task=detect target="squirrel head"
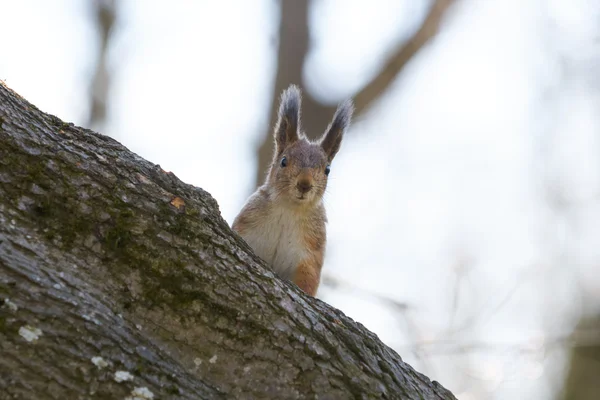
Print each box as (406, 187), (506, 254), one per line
(266, 84), (353, 206)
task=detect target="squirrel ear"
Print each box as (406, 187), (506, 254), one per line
(320, 99), (353, 162)
(274, 84), (301, 150)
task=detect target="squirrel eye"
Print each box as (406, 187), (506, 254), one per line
(325, 165), (331, 176)
(280, 156), (288, 168)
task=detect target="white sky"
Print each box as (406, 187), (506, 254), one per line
(1, 1), (599, 399)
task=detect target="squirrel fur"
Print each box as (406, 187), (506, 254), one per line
(232, 85), (353, 296)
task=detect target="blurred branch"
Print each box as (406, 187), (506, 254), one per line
(323, 274), (432, 372)
(255, 0), (457, 188)
(352, 0), (456, 115)
(322, 274), (411, 311)
(398, 327), (600, 356)
(87, 0), (116, 132)
(445, 271), (528, 336)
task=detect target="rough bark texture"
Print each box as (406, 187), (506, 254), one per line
(0, 82), (456, 399)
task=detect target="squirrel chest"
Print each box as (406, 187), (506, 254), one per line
(236, 202), (325, 281)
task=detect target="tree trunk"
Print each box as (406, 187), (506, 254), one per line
(0, 83), (456, 399)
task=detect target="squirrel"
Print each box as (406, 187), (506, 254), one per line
(232, 84), (353, 297)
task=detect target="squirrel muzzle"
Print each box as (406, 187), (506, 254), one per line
(295, 170), (314, 196)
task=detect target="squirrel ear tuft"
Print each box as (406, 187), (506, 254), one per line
(320, 99), (353, 162)
(274, 84), (301, 150)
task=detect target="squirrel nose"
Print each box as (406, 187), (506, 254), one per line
(296, 179), (313, 194)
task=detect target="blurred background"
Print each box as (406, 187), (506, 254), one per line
(1, 0), (599, 398)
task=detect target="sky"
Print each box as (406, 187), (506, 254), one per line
(1, 1), (599, 399)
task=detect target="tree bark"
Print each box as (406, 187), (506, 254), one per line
(0, 83), (456, 399)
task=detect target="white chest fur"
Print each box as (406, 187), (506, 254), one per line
(240, 205), (307, 280)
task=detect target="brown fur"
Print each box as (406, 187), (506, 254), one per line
(293, 259), (322, 296)
(232, 85), (353, 296)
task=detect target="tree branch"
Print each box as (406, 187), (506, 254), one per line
(0, 82), (456, 399)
